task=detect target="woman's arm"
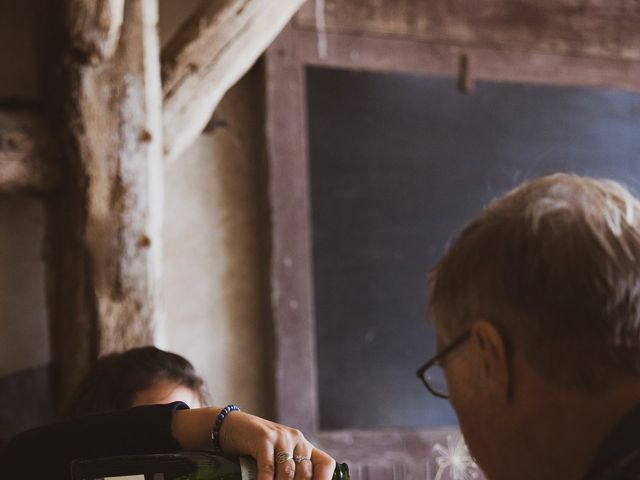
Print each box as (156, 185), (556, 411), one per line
(0, 402), (335, 480)
(0, 402), (184, 478)
(173, 407), (335, 480)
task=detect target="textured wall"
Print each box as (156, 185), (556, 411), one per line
(0, 1), (52, 440)
(162, 66), (273, 418)
(0, 195), (49, 376)
(0, 0), (41, 101)
(159, 1), (273, 418)
(0, 0), (49, 376)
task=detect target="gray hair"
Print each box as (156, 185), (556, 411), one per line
(428, 173), (640, 391)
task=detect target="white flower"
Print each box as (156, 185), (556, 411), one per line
(432, 433), (480, 480)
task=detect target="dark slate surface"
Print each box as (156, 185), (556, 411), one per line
(307, 66), (640, 430)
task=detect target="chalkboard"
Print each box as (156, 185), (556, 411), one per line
(307, 66), (640, 430)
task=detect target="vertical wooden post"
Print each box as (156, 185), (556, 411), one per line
(45, 0), (163, 403)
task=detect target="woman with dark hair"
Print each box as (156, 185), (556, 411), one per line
(63, 346), (211, 418)
(1, 346), (339, 479)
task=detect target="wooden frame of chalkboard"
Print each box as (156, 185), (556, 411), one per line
(265, 21), (640, 479)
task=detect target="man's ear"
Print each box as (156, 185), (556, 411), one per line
(470, 321), (511, 402)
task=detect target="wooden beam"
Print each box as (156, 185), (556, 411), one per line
(0, 109), (59, 193)
(66, 0), (125, 62)
(288, 25), (640, 93)
(46, 0), (163, 401)
(161, 0), (306, 163)
(296, 0), (640, 62)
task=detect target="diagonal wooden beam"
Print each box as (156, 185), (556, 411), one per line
(46, 0), (164, 402)
(0, 109), (59, 194)
(161, 0), (306, 163)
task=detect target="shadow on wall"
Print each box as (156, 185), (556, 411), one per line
(0, 364), (54, 442)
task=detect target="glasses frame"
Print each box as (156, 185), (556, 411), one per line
(415, 330), (471, 399)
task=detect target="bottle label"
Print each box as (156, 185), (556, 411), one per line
(239, 457), (257, 480)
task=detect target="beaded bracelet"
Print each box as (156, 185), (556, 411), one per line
(211, 404), (241, 454)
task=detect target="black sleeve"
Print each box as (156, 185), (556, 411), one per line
(0, 401), (188, 480)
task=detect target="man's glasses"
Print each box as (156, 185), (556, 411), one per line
(415, 330), (471, 399)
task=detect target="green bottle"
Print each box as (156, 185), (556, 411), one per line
(333, 461), (350, 480)
(72, 451), (350, 480)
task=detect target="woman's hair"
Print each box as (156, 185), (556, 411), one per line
(429, 173), (640, 392)
(63, 346), (210, 418)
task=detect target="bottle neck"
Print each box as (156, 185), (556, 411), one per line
(333, 462), (350, 480)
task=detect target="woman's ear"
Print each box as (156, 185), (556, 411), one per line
(470, 321), (511, 402)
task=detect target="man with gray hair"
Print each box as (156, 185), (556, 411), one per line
(417, 173), (640, 479)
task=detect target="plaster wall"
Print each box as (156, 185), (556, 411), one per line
(159, 1), (274, 418)
(0, 0), (53, 439)
(0, 195), (49, 377)
(0, 0), (40, 102)
(0, 0), (49, 378)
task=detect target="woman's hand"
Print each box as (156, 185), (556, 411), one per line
(220, 410), (335, 480)
(172, 407), (336, 480)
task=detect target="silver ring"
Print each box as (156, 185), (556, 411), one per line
(275, 451), (293, 464)
(294, 455), (311, 464)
